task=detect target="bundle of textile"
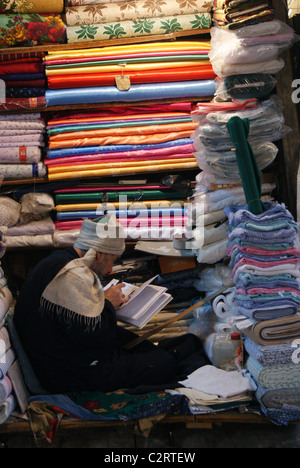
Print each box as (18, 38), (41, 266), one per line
(0, 114), (47, 181)
(44, 41), (216, 107)
(0, 193), (55, 248)
(209, 16), (296, 100)
(212, 0), (275, 30)
(0, 13), (66, 48)
(64, 0), (212, 43)
(44, 102), (201, 182)
(191, 97), (288, 181)
(0, 53), (47, 111)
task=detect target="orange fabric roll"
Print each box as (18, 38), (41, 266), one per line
(47, 66), (216, 89)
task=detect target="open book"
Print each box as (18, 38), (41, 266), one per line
(104, 276), (172, 329)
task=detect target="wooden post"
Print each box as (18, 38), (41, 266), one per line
(273, 0), (300, 218)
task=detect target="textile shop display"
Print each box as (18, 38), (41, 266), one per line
(0, 14), (66, 48)
(0, 114), (47, 181)
(65, 0), (212, 43)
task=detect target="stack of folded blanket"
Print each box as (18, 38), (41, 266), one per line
(209, 3), (296, 101)
(0, 113), (47, 181)
(225, 202), (300, 425)
(65, 0), (213, 44)
(44, 41), (216, 108)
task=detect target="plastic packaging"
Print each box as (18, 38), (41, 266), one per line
(208, 332), (243, 371)
(215, 74), (277, 100)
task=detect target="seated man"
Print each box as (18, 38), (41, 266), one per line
(14, 214), (208, 394)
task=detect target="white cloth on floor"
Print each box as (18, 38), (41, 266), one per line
(178, 365), (254, 399)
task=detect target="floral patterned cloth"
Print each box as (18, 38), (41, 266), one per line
(67, 13), (212, 42)
(66, 0), (213, 26)
(0, 14), (66, 48)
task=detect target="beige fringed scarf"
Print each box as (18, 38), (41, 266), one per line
(40, 249), (105, 331)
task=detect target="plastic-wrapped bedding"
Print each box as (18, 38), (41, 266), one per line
(45, 80), (216, 107)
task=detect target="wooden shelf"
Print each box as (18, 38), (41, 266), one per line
(0, 29), (211, 56)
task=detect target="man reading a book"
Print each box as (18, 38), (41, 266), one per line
(14, 214), (208, 394)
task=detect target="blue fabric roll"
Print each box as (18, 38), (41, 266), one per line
(46, 80), (216, 107)
(47, 138), (193, 159)
(56, 207), (186, 221)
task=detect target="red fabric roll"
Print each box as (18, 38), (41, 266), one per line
(5, 79), (46, 88)
(47, 66), (216, 89)
(0, 62), (44, 76)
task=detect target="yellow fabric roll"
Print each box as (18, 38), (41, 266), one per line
(48, 161), (198, 181)
(45, 41), (211, 61)
(55, 200), (183, 211)
(46, 60), (210, 76)
(48, 157), (197, 174)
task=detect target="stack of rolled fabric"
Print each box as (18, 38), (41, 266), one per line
(209, 7), (296, 101)
(0, 0), (66, 48)
(0, 113), (47, 181)
(65, 0), (213, 44)
(44, 41), (216, 108)
(53, 182), (191, 246)
(0, 53), (47, 111)
(225, 202), (300, 425)
(44, 102), (200, 182)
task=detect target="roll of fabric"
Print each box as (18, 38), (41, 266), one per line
(0, 14), (66, 48)
(46, 80), (215, 107)
(0, 394), (15, 424)
(242, 315), (300, 346)
(0, 0), (64, 13)
(65, 0), (213, 26)
(67, 13), (212, 43)
(0, 163), (47, 180)
(247, 355), (300, 389)
(47, 66), (216, 89)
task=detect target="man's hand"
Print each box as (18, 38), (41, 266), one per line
(104, 283), (129, 309)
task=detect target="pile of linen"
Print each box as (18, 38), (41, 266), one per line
(44, 41), (216, 108)
(226, 203), (300, 425)
(209, 12), (296, 101)
(0, 52), (47, 111)
(0, 113), (47, 181)
(65, 0), (213, 44)
(0, 193), (55, 249)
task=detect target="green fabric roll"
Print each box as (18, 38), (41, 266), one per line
(227, 116), (266, 215)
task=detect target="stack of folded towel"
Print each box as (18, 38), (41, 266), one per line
(225, 202), (300, 425)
